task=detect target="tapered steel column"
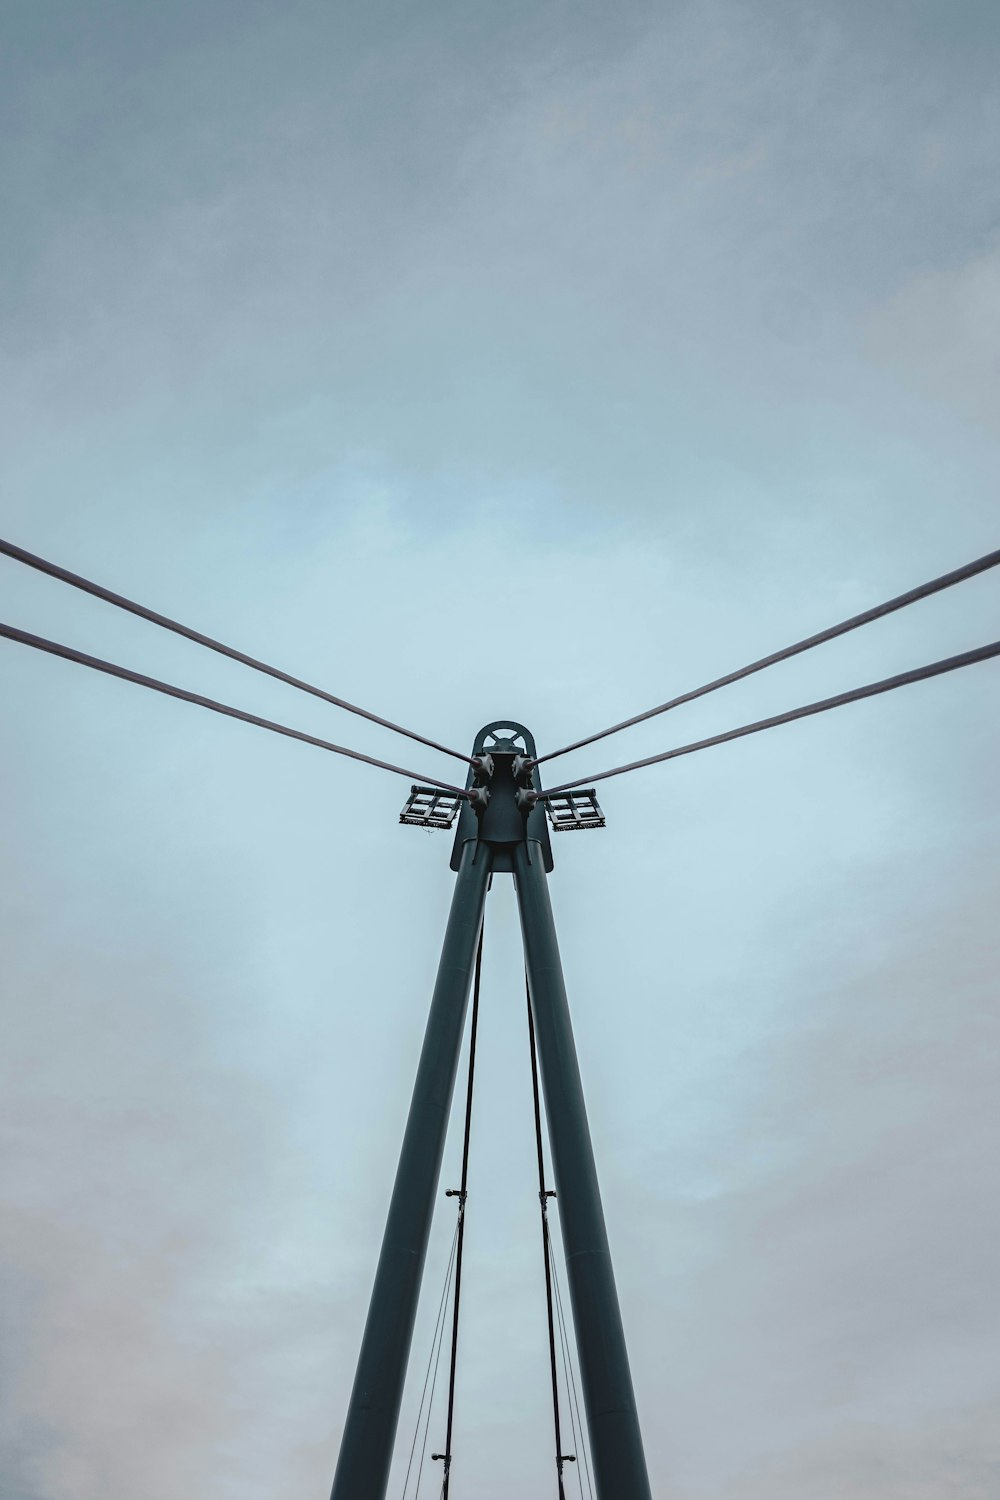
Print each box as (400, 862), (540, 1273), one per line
(331, 835), (493, 1500)
(514, 838), (651, 1500)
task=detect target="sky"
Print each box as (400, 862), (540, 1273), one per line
(1, 2), (999, 1497)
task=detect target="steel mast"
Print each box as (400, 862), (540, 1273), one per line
(330, 721), (650, 1500)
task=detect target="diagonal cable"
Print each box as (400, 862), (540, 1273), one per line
(551, 1253), (593, 1500)
(535, 547), (1000, 765)
(440, 922), (485, 1500)
(414, 1243), (455, 1500)
(0, 536), (472, 763)
(537, 640), (1000, 797)
(0, 622), (470, 796)
(402, 1225), (460, 1500)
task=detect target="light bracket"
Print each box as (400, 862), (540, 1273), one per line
(545, 788), (606, 832)
(400, 786), (464, 830)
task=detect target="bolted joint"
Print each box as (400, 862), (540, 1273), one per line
(467, 786), (490, 814)
(472, 753), (495, 786)
(516, 787), (538, 814)
(512, 752), (536, 786)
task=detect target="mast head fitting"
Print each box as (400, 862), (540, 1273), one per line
(467, 786), (490, 814)
(472, 753), (495, 785)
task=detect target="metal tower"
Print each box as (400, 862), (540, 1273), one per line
(329, 721), (651, 1500)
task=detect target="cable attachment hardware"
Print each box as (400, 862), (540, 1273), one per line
(472, 753), (495, 785)
(467, 786), (490, 814)
(512, 752), (535, 786)
(432, 1452), (452, 1470)
(516, 787), (538, 814)
(445, 1189), (467, 1204)
(540, 1189), (556, 1202)
(558, 1454), (577, 1467)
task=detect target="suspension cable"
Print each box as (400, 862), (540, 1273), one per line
(0, 622), (471, 797)
(535, 547), (1000, 765)
(550, 1252), (594, 1500)
(537, 639), (1000, 797)
(401, 1224), (460, 1500)
(439, 922), (485, 1500)
(414, 1292), (449, 1500)
(0, 536), (472, 764)
(526, 974), (571, 1500)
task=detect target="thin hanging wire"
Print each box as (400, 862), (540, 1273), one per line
(550, 1253), (594, 1500)
(525, 973), (569, 1500)
(440, 921), (486, 1500)
(401, 1224), (460, 1500)
(537, 639), (1000, 798)
(0, 536), (473, 764)
(535, 546), (1000, 765)
(0, 622), (471, 796)
(414, 1268), (453, 1500)
(549, 1253), (587, 1500)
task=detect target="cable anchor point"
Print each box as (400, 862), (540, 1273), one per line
(512, 752), (536, 786)
(472, 753), (495, 785)
(467, 785), (490, 814)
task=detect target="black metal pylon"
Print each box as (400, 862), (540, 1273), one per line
(329, 722), (650, 1500)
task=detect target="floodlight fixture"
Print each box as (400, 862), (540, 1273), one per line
(400, 785), (464, 829)
(545, 787), (606, 832)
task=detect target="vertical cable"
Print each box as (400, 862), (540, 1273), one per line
(414, 1268), (453, 1500)
(401, 1225), (459, 1500)
(551, 1252), (594, 1500)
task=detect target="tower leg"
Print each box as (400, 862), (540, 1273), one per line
(330, 837), (493, 1500)
(513, 839), (652, 1500)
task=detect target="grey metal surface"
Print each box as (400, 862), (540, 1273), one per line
(450, 720), (553, 873)
(514, 838), (652, 1500)
(329, 835), (493, 1500)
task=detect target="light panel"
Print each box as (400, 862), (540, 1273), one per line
(545, 788), (606, 832)
(399, 785), (464, 829)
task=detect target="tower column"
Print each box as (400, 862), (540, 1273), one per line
(330, 834), (493, 1500)
(514, 837), (651, 1500)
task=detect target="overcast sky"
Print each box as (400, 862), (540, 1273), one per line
(1, 3), (999, 1498)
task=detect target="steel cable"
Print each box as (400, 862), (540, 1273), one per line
(414, 1257), (453, 1500)
(401, 1225), (460, 1500)
(439, 923), (485, 1500)
(0, 622), (470, 797)
(535, 547), (1000, 765)
(538, 640), (1000, 797)
(550, 1253), (592, 1500)
(0, 536), (472, 764)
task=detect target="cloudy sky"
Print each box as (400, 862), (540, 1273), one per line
(1, 2), (999, 1497)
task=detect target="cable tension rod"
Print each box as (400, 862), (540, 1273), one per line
(0, 622), (471, 796)
(535, 545), (1000, 766)
(536, 639), (1000, 796)
(0, 535), (472, 764)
